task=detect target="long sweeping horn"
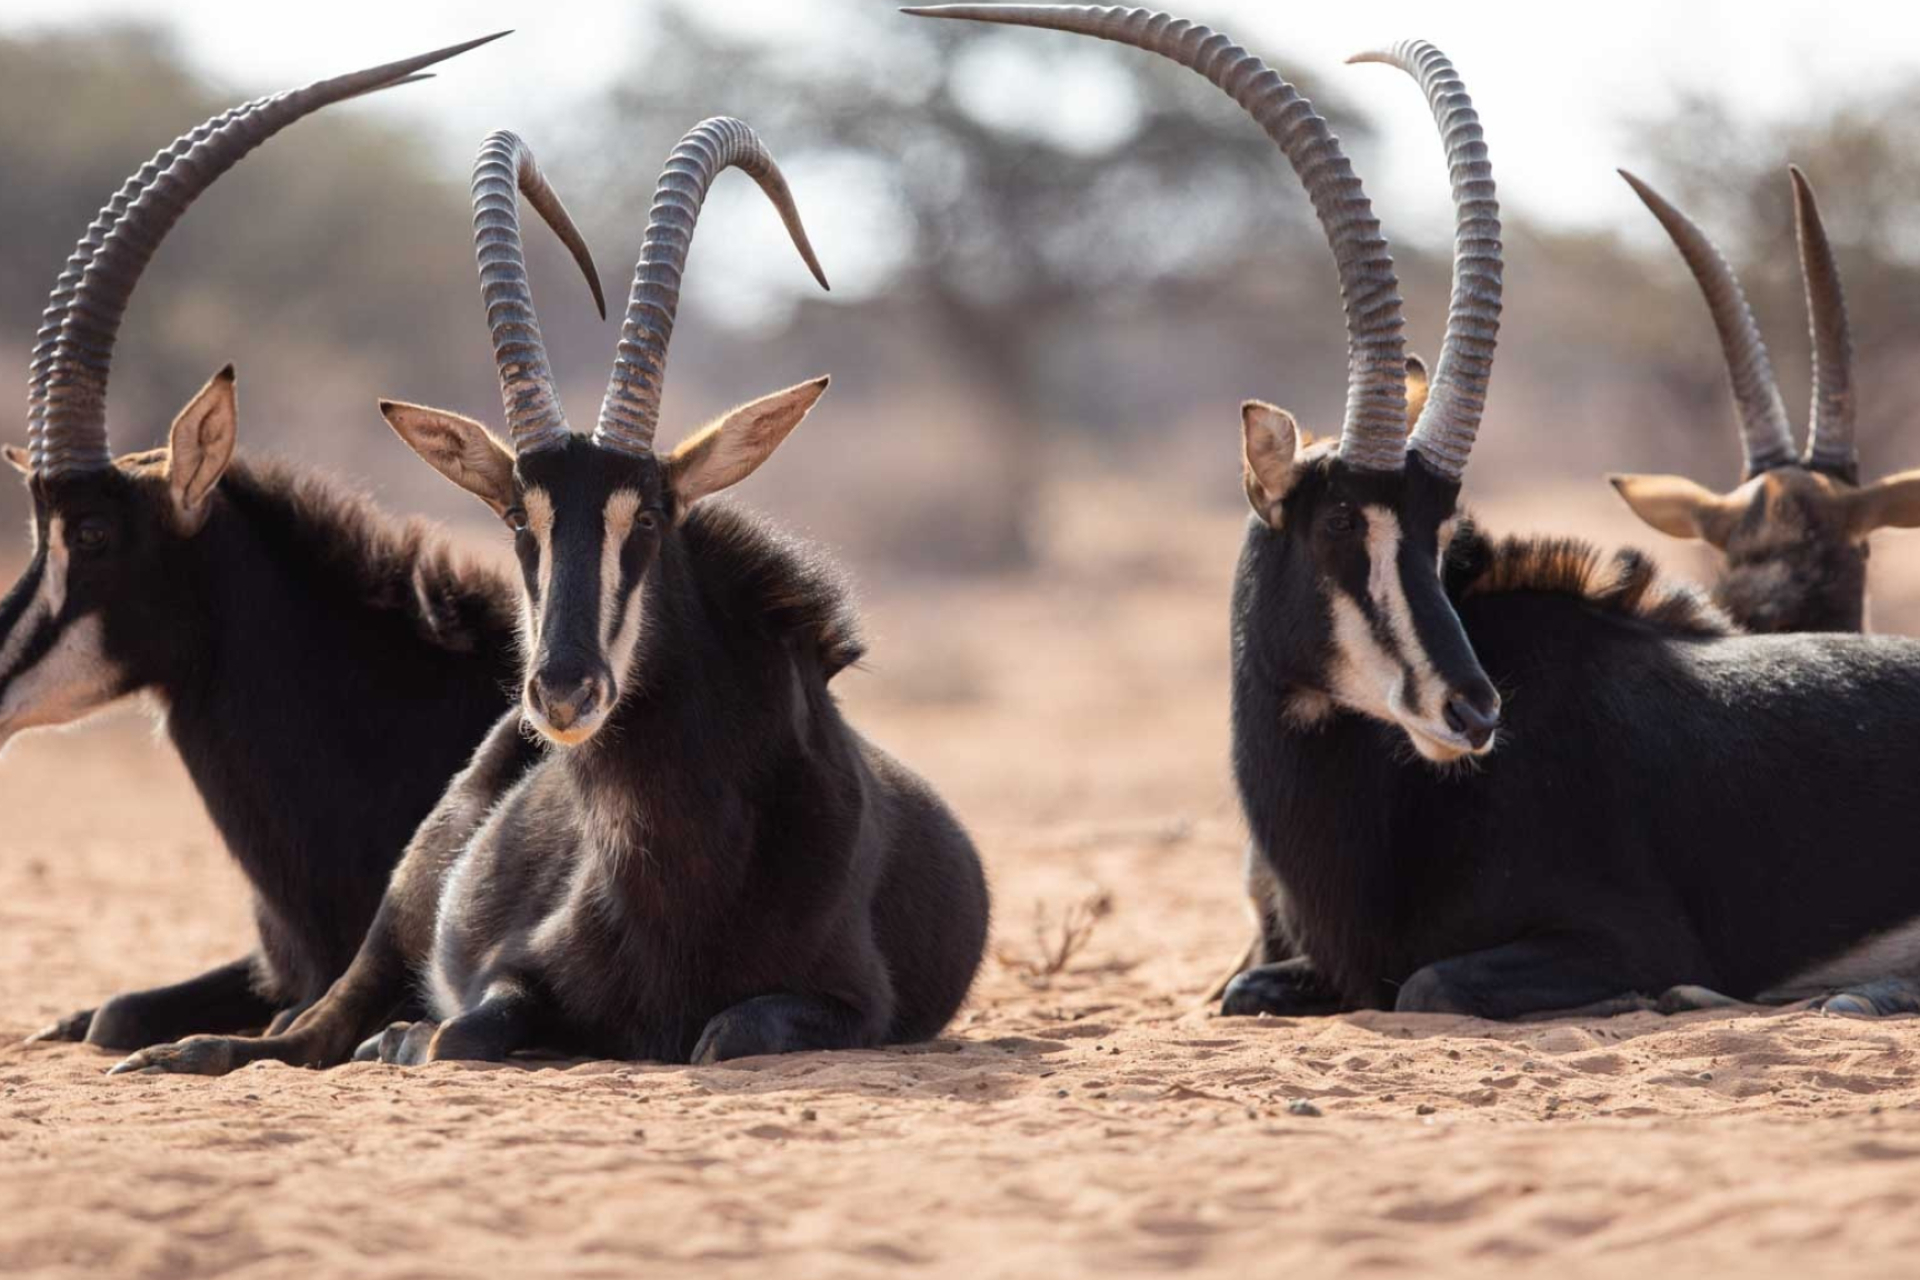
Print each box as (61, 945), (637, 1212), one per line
(595, 117), (830, 457)
(470, 131), (607, 454)
(25, 74), (433, 465)
(1620, 170), (1797, 477)
(33, 32), (508, 480)
(1790, 165), (1856, 480)
(903, 4), (1408, 472)
(1349, 41), (1501, 482)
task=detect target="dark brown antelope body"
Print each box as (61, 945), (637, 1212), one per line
(2, 36), (562, 1052)
(905, 5), (1920, 1021)
(114, 120), (988, 1077)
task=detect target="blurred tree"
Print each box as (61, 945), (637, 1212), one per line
(567, 2), (1377, 567)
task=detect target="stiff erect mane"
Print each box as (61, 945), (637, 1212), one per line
(216, 457), (520, 657)
(678, 499), (867, 680)
(1443, 516), (1735, 639)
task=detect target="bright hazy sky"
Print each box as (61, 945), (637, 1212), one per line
(7, 1), (1918, 265)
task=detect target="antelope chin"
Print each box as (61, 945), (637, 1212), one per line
(1387, 686), (1490, 765)
(522, 703), (609, 748)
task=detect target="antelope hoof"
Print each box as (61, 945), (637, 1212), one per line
(266, 1000), (316, 1037)
(1820, 979), (1920, 1019)
(25, 1007), (95, 1044)
(354, 1021), (440, 1066)
(108, 1035), (245, 1077)
(1219, 961), (1342, 1018)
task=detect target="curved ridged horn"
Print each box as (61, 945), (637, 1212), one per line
(595, 117), (830, 457)
(1791, 165), (1856, 480)
(903, 4), (1408, 472)
(33, 33), (508, 480)
(1349, 41), (1501, 482)
(25, 74), (434, 455)
(471, 131), (607, 454)
(1620, 170), (1797, 478)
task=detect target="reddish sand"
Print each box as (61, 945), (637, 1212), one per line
(4, 481), (1920, 1278)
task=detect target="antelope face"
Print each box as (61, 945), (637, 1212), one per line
(1243, 404), (1500, 765)
(506, 440), (666, 745)
(0, 368), (238, 752)
(1611, 464), (1920, 634)
(383, 376), (828, 748)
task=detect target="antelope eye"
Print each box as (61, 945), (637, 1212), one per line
(1323, 507), (1357, 537)
(504, 508), (529, 535)
(636, 511), (659, 533)
(73, 519), (111, 554)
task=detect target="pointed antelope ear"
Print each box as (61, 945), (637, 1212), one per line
(1607, 473), (1742, 546)
(3, 445), (30, 476)
(166, 364), (239, 535)
(1242, 400), (1299, 524)
(667, 376), (828, 511)
(379, 400), (518, 518)
(1844, 468), (1920, 536)
(1404, 354), (1430, 432)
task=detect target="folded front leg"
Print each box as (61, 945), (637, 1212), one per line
(109, 904), (412, 1076)
(355, 980), (542, 1066)
(28, 956), (273, 1050)
(692, 993), (878, 1064)
(1395, 937), (1641, 1020)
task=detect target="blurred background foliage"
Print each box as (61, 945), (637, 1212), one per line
(2, 7), (1917, 576)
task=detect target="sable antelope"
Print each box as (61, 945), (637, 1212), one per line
(111, 120), (990, 1076)
(4, 34), (587, 1051)
(908, 5), (1920, 1020)
(1611, 170), (1920, 634)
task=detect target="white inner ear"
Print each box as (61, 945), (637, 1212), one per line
(1242, 404), (1298, 512)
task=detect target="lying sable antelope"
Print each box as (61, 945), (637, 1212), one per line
(5, 34), (585, 1051)
(114, 120), (990, 1076)
(910, 4), (1920, 1020)
(1611, 169), (1920, 634)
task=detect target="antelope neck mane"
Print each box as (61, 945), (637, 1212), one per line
(1446, 516), (1735, 638)
(216, 457), (519, 655)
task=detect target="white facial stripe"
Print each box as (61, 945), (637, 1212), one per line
(43, 516), (68, 617)
(1326, 594), (1401, 717)
(1365, 510), (1444, 719)
(599, 491), (640, 651)
(600, 491), (648, 700)
(1322, 508), (1468, 763)
(0, 615), (125, 745)
(0, 521), (72, 680)
(523, 489), (556, 650)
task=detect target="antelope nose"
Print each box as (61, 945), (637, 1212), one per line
(528, 670), (610, 732)
(1443, 692), (1500, 750)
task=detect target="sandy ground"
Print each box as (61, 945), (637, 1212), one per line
(5, 480), (1920, 1279)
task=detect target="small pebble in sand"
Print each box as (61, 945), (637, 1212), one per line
(1416, 1104), (1437, 1116)
(1288, 1099), (1322, 1118)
